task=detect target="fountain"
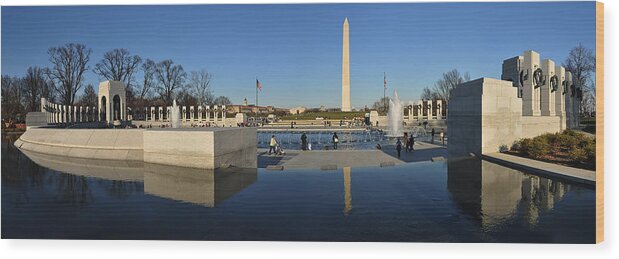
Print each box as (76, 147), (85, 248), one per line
(171, 100), (181, 128)
(386, 90), (404, 137)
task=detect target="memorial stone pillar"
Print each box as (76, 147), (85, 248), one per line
(555, 66), (567, 130)
(221, 105), (226, 121)
(182, 106), (187, 122)
(198, 106), (203, 122)
(436, 100), (443, 120)
(158, 107), (163, 122)
(522, 50), (541, 116)
(190, 106), (195, 122)
(540, 59), (555, 116)
(206, 106), (210, 121)
(565, 72), (573, 128)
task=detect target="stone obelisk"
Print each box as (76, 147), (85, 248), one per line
(341, 17), (351, 112)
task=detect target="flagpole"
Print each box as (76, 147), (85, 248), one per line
(383, 72), (386, 113)
(256, 77), (258, 107)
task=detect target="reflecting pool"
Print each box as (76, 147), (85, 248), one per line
(1, 135), (595, 242)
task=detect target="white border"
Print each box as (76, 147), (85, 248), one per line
(1, 1), (616, 258)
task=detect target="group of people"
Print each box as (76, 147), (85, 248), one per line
(395, 132), (416, 158)
(268, 132), (341, 155)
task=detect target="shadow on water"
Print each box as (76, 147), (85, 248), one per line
(1, 135), (595, 242)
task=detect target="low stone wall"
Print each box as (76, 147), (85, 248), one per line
(16, 127), (257, 170)
(143, 128), (256, 169)
(15, 128), (144, 161)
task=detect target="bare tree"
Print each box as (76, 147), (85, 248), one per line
(420, 86), (440, 100)
(78, 84), (98, 107)
(371, 97), (390, 115)
(23, 66), (46, 112)
(154, 59), (186, 105)
(1, 76), (25, 121)
(46, 43), (92, 105)
(564, 43), (596, 94)
(138, 59), (156, 100)
(213, 96), (232, 106)
(188, 69), (214, 106)
(432, 69), (470, 101)
(93, 48), (142, 89)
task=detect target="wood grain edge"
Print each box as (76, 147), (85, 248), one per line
(596, 1), (604, 244)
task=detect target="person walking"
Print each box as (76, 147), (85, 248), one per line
(440, 128), (445, 146)
(396, 138), (402, 158)
(301, 132), (308, 151)
(269, 135), (277, 155)
(409, 134), (415, 151)
(431, 128), (435, 144)
(403, 132), (409, 153)
(332, 132), (339, 150)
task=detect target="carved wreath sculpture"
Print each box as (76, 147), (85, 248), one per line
(550, 75), (559, 92)
(533, 68), (546, 88)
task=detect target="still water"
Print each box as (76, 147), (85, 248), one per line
(1, 134), (595, 242)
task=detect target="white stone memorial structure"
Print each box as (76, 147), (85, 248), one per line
(98, 80), (127, 124)
(448, 50), (583, 158)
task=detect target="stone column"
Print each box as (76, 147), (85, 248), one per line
(157, 107), (162, 122)
(182, 106), (187, 122)
(166, 106), (171, 122)
(426, 100), (432, 119)
(540, 59), (555, 116)
(190, 106), (195, 122)
(565, 71), (573, 128)
(40, 98), (47, 112)
(151, 106), (156, 122)
(206, 106), (210, 121)
(555, 66), (566, 130)
(221, 105), (226, 121)
(106, 98), (112, 123)
(522, 50), (541, 116)
(198, 106), (203, 122)
(436, 100), (443, 120)
(62, 105), (66, 123)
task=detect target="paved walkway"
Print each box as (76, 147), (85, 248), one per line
(257, 140), (448, 169)
(482, 152), (595, 186)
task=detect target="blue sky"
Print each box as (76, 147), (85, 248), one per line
(1, 2), (596, 108)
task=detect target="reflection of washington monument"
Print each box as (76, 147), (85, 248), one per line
(343, 166), (352, 215)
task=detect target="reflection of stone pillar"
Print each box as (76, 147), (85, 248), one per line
(198, 106), (203, 122)
(523, 50), (541, 116)
(541, 59), (555, 116)
(555, 66), (567, 130)
(343, 167), (352, 215)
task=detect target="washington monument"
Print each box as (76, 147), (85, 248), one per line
(341, 17), (351, 112)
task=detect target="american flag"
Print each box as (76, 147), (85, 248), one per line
(256, 78), (262, 91)
(384, 72), (387, 89)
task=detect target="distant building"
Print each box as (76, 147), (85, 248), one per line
(289, 106), (307, 115)
(227, 104), (274, 114)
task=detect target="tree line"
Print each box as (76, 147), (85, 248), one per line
(2, 43), (232, 122)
